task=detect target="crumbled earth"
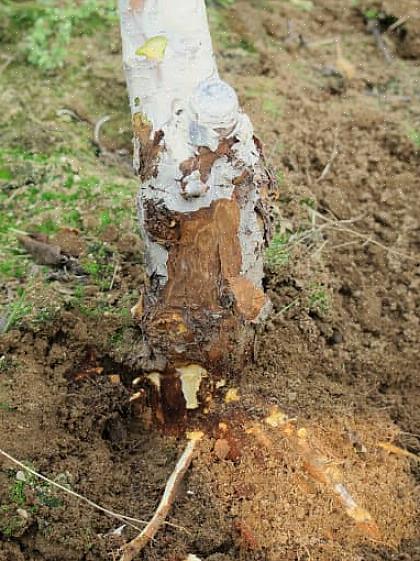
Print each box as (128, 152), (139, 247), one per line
(0, 1), (419, 560)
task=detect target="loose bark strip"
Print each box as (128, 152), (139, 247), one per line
(119, 436), (200, 561)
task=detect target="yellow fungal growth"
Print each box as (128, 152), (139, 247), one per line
(265, 406), (289, 428)
(297, 427), (308, 439)
(177, 364), (206, 410)
(187, 431), (204, 442)
(135, 36), (168, 62)
(146, 372), (161, 390)
(224, 388), (240, 403)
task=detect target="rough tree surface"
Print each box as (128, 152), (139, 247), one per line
(119, 0), (273, 423)
(0, 0), (419, 560)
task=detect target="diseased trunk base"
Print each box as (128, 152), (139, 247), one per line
(133, 195), (270, 429)
(142, 322), (256, 429)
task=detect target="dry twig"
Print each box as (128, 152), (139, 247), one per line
(318, 127), (340, 182)
(368, 21), (393, 63)
(93, 115), (112, 155)
(387, 15), (410, 33)
(306, 207), (415, 261)
(0, 448), (148, 531)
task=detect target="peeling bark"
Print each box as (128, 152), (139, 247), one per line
(119, 0), (275, 426)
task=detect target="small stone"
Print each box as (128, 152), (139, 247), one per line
(17, 509), (29, 519)
(16, 471), (26, 482)
(328, 328), (343, 345)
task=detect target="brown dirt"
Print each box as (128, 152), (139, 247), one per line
(1, 0), (419, 560)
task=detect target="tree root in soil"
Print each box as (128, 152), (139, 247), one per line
(119, 432), (203, 561)
(3, 403), (415, 559)
(118, 406), (384, 560)
(248, 407), (381, 540)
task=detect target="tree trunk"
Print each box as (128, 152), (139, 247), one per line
(119, 0), (273, 426)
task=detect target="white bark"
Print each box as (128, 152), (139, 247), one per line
(119, 0), (267, 294)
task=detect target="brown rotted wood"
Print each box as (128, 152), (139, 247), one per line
(138, 191), (268, 426)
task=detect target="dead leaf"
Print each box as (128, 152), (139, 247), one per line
(234, 519), (259, 550)
(336, 55), (356, 80)
(214, 438), (230, 460)
(131, 293), (144, 320)
(18, 235), (67, 266)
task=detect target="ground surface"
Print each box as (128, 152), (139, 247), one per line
(0, 0), (419, 560)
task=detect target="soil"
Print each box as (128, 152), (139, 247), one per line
(0, 1), (419, 560)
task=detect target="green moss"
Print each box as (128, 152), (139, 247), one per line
(7, 469), (63, 516)
(0, 402), (15, 412)
(0, 512), (26, 538)
(0, 29), (139, 320)
(308, 284), (330, 315)
(0, 256), (28, 279)
(1, 0), (118, 71)
(37, 218), (59, 235)
(0, 168), (13, 181)
(99, 210), (113, 228)
(208, 7), (253, 53)
(32, 306), (59, 325)
(244, 82), (284, 122)
(266, 232), (291, 268)
(363, 7), (380, 20)
(276, 170), (285, 185)
(408, 130), (420, 148)
(1, 290), (32, 334)
(206, 0), (235, 7)
(262, 98), (283, 119)
(63, 209), (82, 228)
(299, 197), (316, 209)
(10, 480), (26, 506)
(237, 38), (257, 53)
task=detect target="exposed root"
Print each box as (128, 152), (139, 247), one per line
(247, 407), (381, 541)
(93, 114), (111, 155)
(119, 433), (202, 561)
(378, 441), (420, 462)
